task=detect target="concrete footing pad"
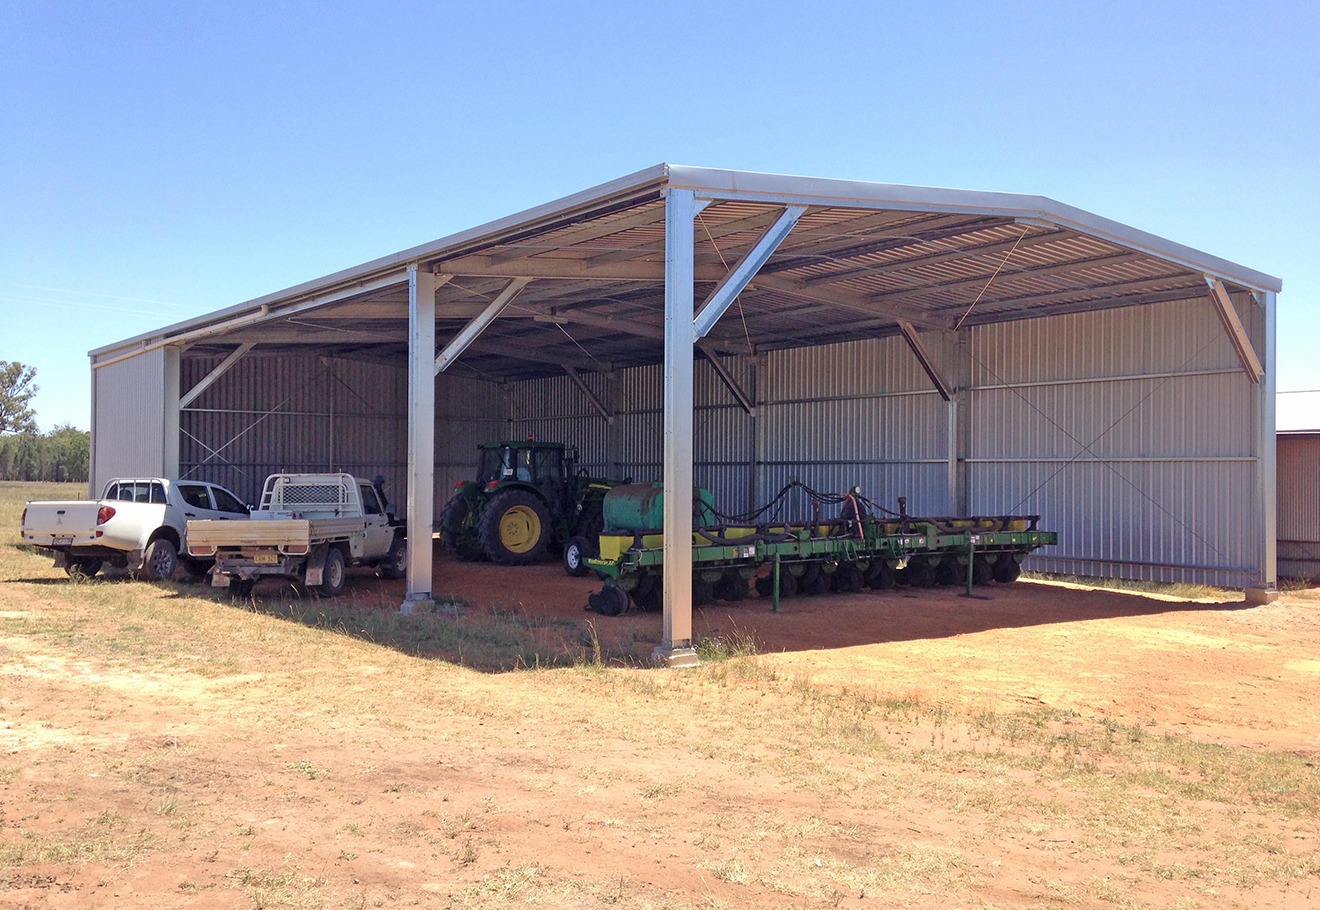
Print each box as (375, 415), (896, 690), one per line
(652, 645), (700, 669)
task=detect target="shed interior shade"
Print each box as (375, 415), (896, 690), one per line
(94, 165), (1280, 380)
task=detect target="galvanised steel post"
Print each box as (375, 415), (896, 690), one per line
(657, 187), (700, 667)
(401, 265), (436, 614)
(1257, 290), (1278, 594)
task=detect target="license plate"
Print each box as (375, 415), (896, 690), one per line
(51, 537), (73, 547)
(253, 553), (279, 565)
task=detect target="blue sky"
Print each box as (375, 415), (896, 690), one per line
(2, 0), (1316, 431)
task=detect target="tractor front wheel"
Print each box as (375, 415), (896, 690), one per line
(440, 496), (485, 561)
(480, 490), (552, 565)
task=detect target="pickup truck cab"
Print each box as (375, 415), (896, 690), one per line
(186, 473), (406, 597)
(20, 478), (251, 580)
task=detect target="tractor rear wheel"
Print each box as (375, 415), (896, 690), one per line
(480, 490), (552, 565)
(440, 496), (485, 561)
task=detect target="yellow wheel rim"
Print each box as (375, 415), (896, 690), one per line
(499, 505), (541, 553)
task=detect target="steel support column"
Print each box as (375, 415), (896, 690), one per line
(656, 188), (702, 668)
(1248, 290), (1278, 601)
(163, 345), (181, 479)
(947, 331), (971, 515)
(401, 266), (437, 614)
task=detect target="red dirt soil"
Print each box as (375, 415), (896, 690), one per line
(406, 547), (1320, 753)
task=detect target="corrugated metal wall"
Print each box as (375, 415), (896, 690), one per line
(760, 336), (950, 519)
(1278, 434), (1320, 579)
(178, 352), (502, 517)
(101, 290), (1268, 586)
(91, 348), (168, 496)
(968, 295), (1262, 585)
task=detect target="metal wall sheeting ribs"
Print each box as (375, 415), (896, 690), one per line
(92, 347), (168, 496)
(1277, 434), (1320, 579)
(760, 336), (950, 519)
(968, 294), (1262, 585)
(179, 351), (502, 516)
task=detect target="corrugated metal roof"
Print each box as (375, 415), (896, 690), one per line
(91, 164), (1281, 382)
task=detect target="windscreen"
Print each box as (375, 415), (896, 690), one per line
(477, 448), (508, 484)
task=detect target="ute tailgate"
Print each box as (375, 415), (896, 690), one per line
(187, 519), (312, 555)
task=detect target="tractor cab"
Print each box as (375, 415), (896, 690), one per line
(476, 440), (572, 512)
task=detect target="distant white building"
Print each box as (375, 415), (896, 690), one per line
(1278, 391), (1320, 578)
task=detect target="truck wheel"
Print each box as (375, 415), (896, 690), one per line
(178, 558), (209, 583)
(320, 547), (346, 597)
(64, 558), (102, 580)
(380, 535), (407, 579)
(480, 490), (551, 565)
(439, 496), (485, 561)
(230, 579), (255, 600)
(139, 539), (178, 581)
(563, 535), (591, 577)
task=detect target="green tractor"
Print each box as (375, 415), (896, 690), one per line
(440, 440), (623, 565)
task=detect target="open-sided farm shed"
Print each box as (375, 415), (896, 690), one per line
(88, 165), (1281, 664)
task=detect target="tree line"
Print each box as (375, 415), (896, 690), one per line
(0, 426), (91, 482)
(0, 361), (91, 482)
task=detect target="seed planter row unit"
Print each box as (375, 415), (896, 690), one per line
(583, 515), (1058, 616)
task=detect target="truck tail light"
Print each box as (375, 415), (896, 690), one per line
(284, 544), (308, 555)
(454, 481), (464, 489)
(191, 544), (216, 556)
(96, 506), (116, 525)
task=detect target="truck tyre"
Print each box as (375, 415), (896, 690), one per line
(380, 535), (407, 579)
(230, 579), (255, 600)
(139, 538), (178, 582)
(179, 558), (209, 584)
(480, 490), (551, 565)
(563, 535), (591, 577)
(64, 557), (102, 580)
(320, 547), (346, 596)
(439, 496), (485, 561)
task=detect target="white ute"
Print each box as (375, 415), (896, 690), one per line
(20, 478), (251, 580)
(186, 473), (407, 597)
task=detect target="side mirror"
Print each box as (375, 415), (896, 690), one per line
(385, 504), (397, 517)
(246, 504), (255, 512)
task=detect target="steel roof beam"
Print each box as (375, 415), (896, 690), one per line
(179, 343), (255, 408)
(466, 335), (608, 373)
(1207, 277), (1264, 383)
(434, 278), (531, 374)
(484, 205), (664, 265)
(434, 255), (727, 282)
(694, 206), (806, 339)
(747, 273), (952, 329)
(852, 252), (1145, 305)
(768, 214), (1006, 279)
(923, 274), (1202, 313)
(896, 322), (952, 401)
(953, 286), (1213, 327)
(564, 364), (613, 422)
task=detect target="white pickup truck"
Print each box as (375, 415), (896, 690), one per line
(20, 478), (251, 580)
(186, 473), (407, 597)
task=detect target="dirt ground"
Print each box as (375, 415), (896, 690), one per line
(2, 523), (1318, 908)
(405, 550), (1320, 753)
